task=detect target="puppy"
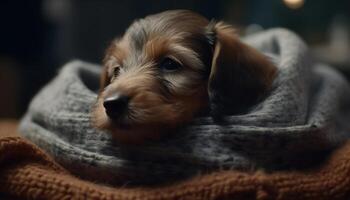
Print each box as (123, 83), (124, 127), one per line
(92, 10), (276, 143)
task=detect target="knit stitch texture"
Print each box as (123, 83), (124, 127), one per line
(1, 122), (350, 199)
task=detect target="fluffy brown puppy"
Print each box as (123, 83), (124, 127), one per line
(92, 10), (277, 143)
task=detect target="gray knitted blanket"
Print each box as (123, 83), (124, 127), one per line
(19, 28), (350, 184)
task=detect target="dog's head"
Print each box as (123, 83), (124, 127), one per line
(92, 10), (276, 142)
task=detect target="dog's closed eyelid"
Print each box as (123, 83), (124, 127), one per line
(113, 67), (120, 77)
(107, 65), (121, 76)
(166, 56), (183, 65)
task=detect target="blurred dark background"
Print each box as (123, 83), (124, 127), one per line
(0, 0), (349, 119)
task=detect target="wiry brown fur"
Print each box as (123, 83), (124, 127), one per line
(92, 10), (277, 143)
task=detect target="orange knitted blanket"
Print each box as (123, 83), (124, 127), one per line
(1, 120), (350, 200)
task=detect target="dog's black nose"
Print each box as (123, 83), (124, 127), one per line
(103, 94), (130, 118)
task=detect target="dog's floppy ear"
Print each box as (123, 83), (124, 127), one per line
(207, 22), (277, 118)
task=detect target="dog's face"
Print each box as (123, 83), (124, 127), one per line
(92, 10), (276, 142)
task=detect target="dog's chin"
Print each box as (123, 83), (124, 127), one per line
(92, 113), (173, 144)
(108, 121), (172, 144)
(112, 121), (132, 130)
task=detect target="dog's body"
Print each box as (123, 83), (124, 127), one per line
(92, 10), (276, 143)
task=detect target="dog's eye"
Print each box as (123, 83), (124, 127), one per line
(159, 57), (182, 72)
(113, 67), (120, 77)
